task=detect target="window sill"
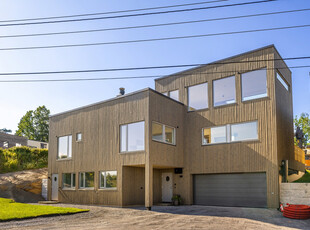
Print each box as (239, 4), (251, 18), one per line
(62, 188), (76, 191)
(98, 188), (117, 191)
(119, 150), (146, 154)
(202, 139), (259, 146)
(242, 96), (269, 103)
(56, 158), (72, 161)
(213, 102), (237, 109)
(152, 139), (176, 146)
(78, 188), (94, 190)
(187, 107), (209, 113)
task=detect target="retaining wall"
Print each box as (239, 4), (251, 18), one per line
(280, 183), (310, 205)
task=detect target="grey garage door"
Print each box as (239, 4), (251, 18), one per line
(193, 173), (267, 208)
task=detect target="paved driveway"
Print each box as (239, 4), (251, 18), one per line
(1, 204), (310, 229)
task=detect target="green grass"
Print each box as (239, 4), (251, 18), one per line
(0, 198), (89, 221)
(293, 169), (310, 183)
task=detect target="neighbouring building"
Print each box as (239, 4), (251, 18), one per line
(48, 45), (304, 209)
(0, 132), (48, 149)
(305, 145), (310, 170)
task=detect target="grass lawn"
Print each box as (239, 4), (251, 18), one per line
(293, 169), (310, 183)
(0, 198), (89, 221)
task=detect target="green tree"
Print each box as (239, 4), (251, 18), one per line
(294, 113), (310, 147)
(0, 128), (12, 134)
(16, 106), (50, 142)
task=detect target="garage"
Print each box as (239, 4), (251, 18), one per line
(193, 173), (267, 208)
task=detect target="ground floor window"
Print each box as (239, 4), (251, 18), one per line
(100, 171), (117, 189)
(62, 173), (76, 189)
(79, 172), (94, 189)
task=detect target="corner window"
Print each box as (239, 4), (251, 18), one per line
(213, 76), (236, 107)
(276, 72), (289, 91)
(242, 68), (267, 101)
(79, 172), (94, 189)
(57, 135), (72, 159)
(76, 133), (82, 142)
(120, 121), (145, 152)
(100, 171), (117, 189)
(202, 126), (227, 145)
(152, 122), (176, 145)
(62, 173), (76, 189)
(188, 83), (208, 111)
(231, 121), (258, 142)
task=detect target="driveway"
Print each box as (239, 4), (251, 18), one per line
(1, 204), (309, 229)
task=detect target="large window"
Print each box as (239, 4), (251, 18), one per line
(120, 121), (145, 152)
(231, 121), (258, 142)
(188, 83), (208, 111)
(202, 121), (258, 145)
(202, 126), (227, 145)
(242, 68), (267, 101)
(57, 135), (72, 159)
(152, 122), (176, 145)
(79, 172), (94, 189)
(62, 173), (76, 189)
(100, 171), (117, 189)
(276, 72), (289, 91)
(213, 76), (236, 107)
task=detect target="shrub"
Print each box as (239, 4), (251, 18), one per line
(0, 147), (48, 174)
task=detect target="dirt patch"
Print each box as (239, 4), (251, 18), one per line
(0, 168), (47, 203)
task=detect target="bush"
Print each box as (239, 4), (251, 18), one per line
(0, 147), (48, 174)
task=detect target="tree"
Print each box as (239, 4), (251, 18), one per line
(16, 106), (50, 142)
(294, 113), (310, 147)
(0, 128), (12, 134)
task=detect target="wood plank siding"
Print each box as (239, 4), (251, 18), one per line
(48, 45), (296, 209)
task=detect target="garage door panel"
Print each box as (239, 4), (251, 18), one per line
(193, 173), (267, 208)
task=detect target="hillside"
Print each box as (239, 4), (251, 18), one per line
(0, 147), (48, 174)
(0, 168), (47, 203)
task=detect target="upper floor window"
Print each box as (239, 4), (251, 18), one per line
(76, 133), (82, 142)
(202, 126), (227, 145)
(152, 122), (176, 145)
(163, 90), (179, 101)
(62, 173), (76, 189)
(202, 121), (258, 145)
(276, 72), (289, 91)
(213, 76), (236, 107)
(100, 171), (117, 189)
(79, 172), (94, 189)
(241, 68), (267, 101)
(120, 121), (145, 152)
(57, 135), (72, 159)
(231, 121), (258, 142)
(188, 83), (208, 111)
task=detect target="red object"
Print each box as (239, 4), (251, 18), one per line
(283, 204), (310, 219)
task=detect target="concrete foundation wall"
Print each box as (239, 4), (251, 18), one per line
(280, 183), (310, 205)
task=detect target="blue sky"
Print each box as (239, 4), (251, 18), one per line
(0, 0), (309, 132)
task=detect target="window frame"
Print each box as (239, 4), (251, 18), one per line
(202, 125), (228, 145)
(187, 82), (209, 111)
(241, 68), (268, 102)
(79, 172), (95, 189)
(62, 173), (76, 190)
(202, 120), (259, 145)
(276, 71), (289, 91)
(120, 121), (145, 153)
(230, 121), (259, 143)
(152, 121), (176, 145)
(213, 76), (236, 107)
(57, 135), (72, 160)
(99, 170), (117, 190)
(76, 133), (82, 142)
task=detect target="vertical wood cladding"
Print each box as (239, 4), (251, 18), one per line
(155, 45), (292, 208)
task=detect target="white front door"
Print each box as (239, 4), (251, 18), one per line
(52, 174), (58, 200)
(162, 172), (173, 202)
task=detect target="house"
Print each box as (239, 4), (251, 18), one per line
(305, 145), (310, 170)
(0, 132), (48, 149)
(48, 45), (304, 209)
